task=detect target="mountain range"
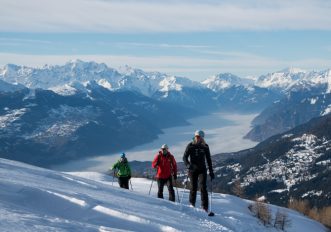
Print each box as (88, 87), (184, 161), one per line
(1, 60), (331, 167)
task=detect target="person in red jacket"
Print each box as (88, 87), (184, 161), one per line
(152, 144), (177, 202)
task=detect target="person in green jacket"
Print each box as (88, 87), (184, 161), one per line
(111, 153), (132, 189)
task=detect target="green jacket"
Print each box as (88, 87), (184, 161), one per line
(112, 158), (131, 177)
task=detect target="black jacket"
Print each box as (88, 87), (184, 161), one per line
(183, 141), (213, 173)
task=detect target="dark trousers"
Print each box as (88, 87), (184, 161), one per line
(118, 176), (129, 189)
(157, 177), (175, 202)
(189, 169), (208, 210)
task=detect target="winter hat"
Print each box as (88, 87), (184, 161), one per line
(161, 144), (169, 150)
(194, 130), (205, 138)
(121, 153), (126, 158)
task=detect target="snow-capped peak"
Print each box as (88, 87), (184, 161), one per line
(201, 73), (245, 91)
(279, 67), (307, 74)
(117, 64), (137, 76)
(65, 59), (109, 73)
(2, 63), (20, 74)
(256, 68), (311, 90)
(1, 61), (331, 97)
(258, 68), (331, 92)
(325, 69), (331, 93)
(0, 61), (205, 97)
(159, 76), (183, 92)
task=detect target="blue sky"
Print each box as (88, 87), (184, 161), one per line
(0, 0), (331, 80)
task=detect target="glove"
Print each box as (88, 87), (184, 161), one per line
(186, 163), (191, 170)
(209, 171), (215, 180)
(173, 174), (177, 180)
(128, 175), (131, 180)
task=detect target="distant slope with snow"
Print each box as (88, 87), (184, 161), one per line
(246, 92), (331, 141)
(213, 113), (331, 208)
(0, 158), (326, 232)
(0, 79), (26, 93)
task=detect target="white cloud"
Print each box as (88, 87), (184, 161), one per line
(0, 38), (53, 47)
(0, 52), (330, 80)
(1, 0), (331, 32)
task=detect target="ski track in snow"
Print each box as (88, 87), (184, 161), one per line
(61, 175), (98, 189)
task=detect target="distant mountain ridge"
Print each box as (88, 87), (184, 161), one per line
(2, 61), (331, 97)
(256, 68), (331, 93)
(0, 60), (203, 98)
(0, 60), (290, 113)
(245, 92), (331, 141)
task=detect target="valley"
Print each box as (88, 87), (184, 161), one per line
(51, 112), (258, 172)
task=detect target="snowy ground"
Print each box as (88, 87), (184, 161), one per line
(0, 158), (326, 232)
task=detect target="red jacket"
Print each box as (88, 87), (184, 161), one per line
(152, 151), (177, 179)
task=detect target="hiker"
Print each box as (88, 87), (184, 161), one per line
(152, 144), (178, 202)
(111, 153), (131, 189)
(183, 130), (214, 212)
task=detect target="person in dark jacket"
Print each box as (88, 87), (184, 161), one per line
(111, 153), (132, 189)
(183, 130), (214, 212)
(152, 144), (177, 202)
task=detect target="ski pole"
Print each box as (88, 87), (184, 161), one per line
(210, 180), (213, 211)
(129, 179), (133, 191)
(149, 169), (156, 195)
(174, 179), (180, 203)
(112, 170), (115, 186)
(180, 173), (189, 204)
(208, 180), (215, 216)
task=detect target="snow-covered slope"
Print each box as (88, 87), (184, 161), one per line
(0, 158), (326, 232)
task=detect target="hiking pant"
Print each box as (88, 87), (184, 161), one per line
(118, 176), (129, 189)
(157, 177), (175, 202)
(189, 169), (208, 210)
